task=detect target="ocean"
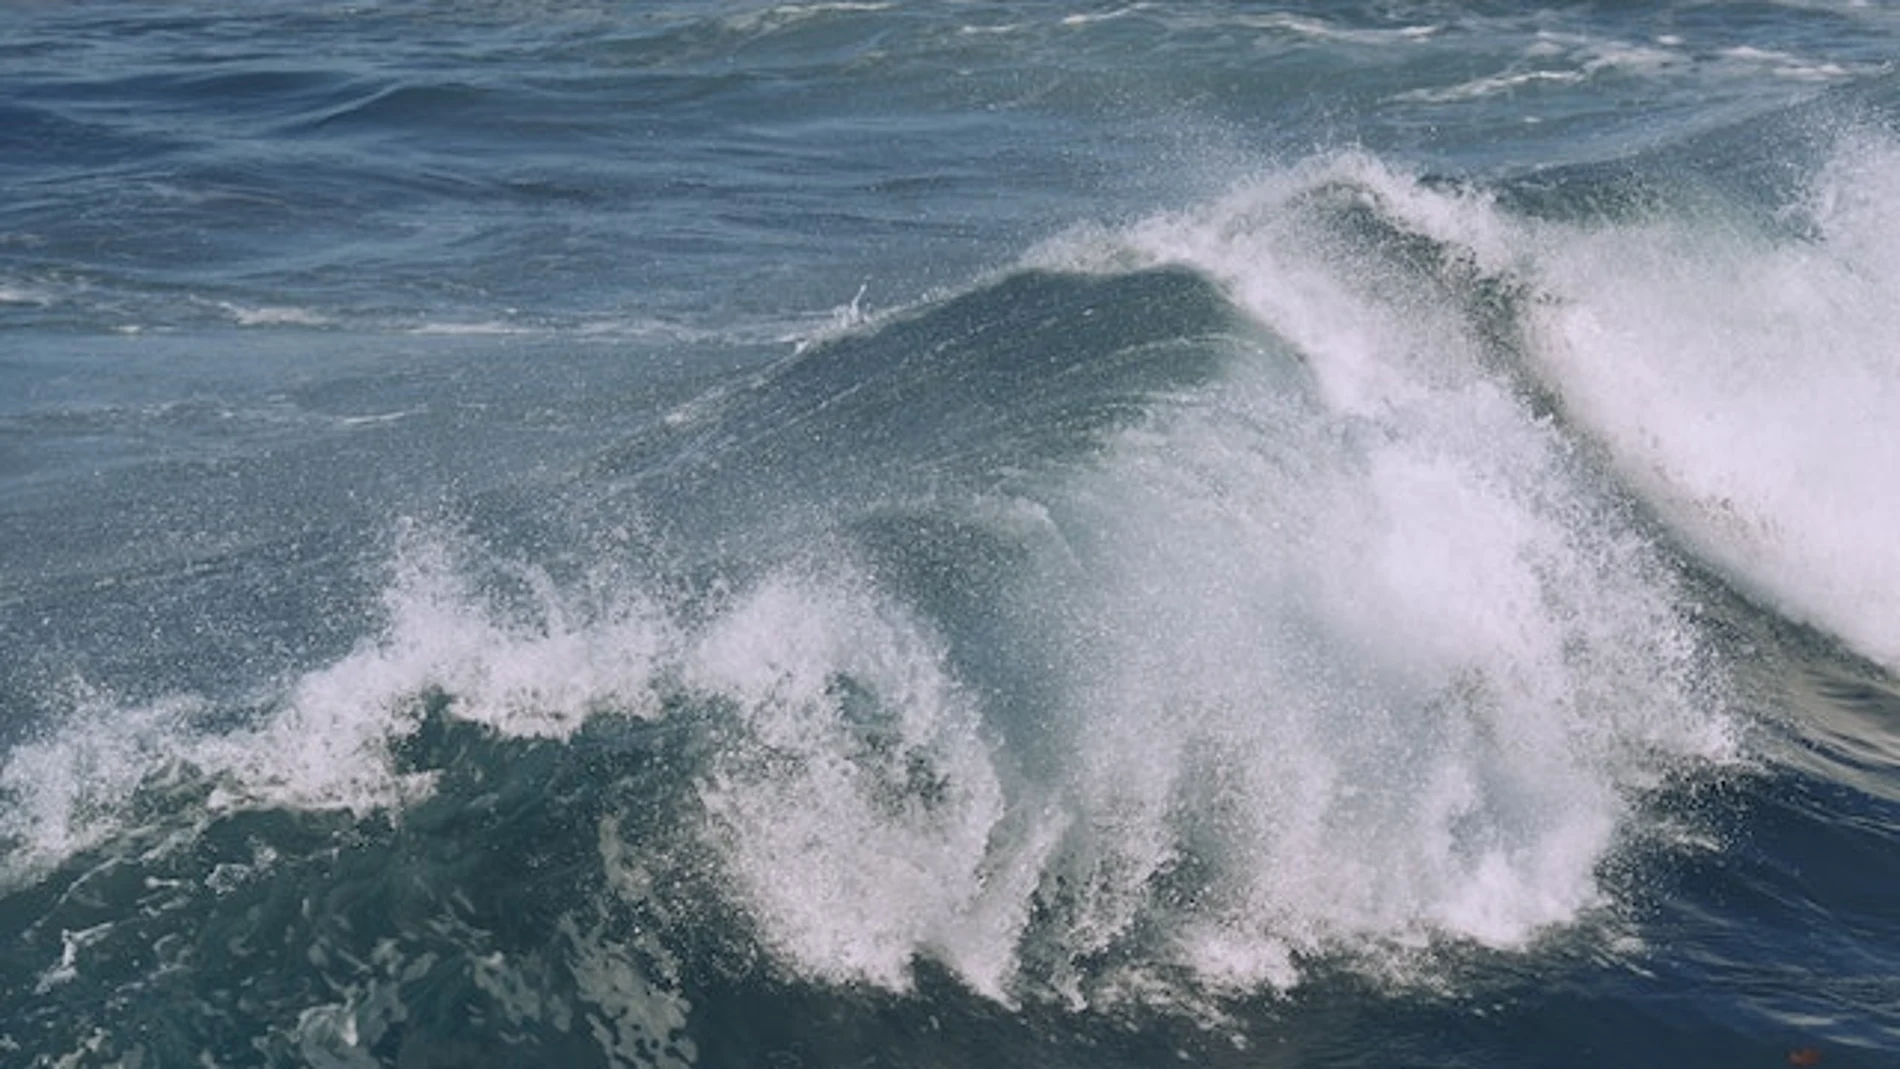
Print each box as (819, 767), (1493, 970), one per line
(3, 2), (1899, 1066)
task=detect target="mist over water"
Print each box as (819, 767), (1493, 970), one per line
(5, 2), (1900, 1066)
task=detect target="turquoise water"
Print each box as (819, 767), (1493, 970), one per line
(4, 3), (1900, 1066)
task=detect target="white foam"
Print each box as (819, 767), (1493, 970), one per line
(1011, 152), (1732, 996)
(723, 1), (894, 35)
(407, 320), (534, 336)
(1395, 68), (1585, 104)
(572, 317), (725, 343)
(34, 922), (114, 994)
(782, 282), (881, 354)
(0, 532), (671, 887)
(1227, 12), (1441, 47)
(0, 284), (52, 306)
(561, 914), (698, 1069)
(1395, 31), (1682, 104)
(1527, 132), (1900, 670)
(0, 533), (1044, 995)
(958, 22), (1025, 37)
(1059, 7), (1144, 29)
(0, 681), (208, 883)
(337, 410), (419, 427)
(293, 151), (1749, 1008)
(1044, 143), (1900, 676)
(1716, 44), (1860, 81)
(686, 568), (1036, 999)
(214, 301), (332, 327)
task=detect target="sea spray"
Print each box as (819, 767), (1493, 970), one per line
(1527, 131), (1900, 672)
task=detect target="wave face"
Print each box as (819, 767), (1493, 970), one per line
(5, 2), (1900, 1067)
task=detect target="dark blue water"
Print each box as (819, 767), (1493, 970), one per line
(5, 2), (1900, 1066)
